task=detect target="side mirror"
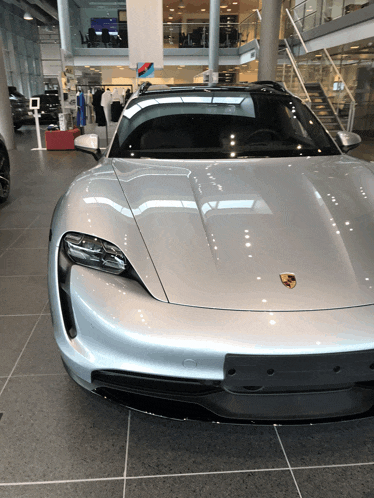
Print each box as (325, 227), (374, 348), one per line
(335, 131), (361, 153)
(74, 134), (102, 160)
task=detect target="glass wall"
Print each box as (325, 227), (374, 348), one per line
(0, 0), (43, 98)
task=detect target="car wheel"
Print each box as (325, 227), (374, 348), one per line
(0, 148), (10, 203)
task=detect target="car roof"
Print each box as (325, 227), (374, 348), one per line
(134, 80), (292, 99)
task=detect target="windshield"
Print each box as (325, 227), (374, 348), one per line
(109, 92), (340, 159)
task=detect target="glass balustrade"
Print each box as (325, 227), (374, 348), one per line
(238, 11), (262, 46)
(277, 48), (310, 104)
(290, 0), (370, 33)
(293, 49), (355, 130)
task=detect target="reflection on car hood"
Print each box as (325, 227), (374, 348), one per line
(112, 155), (374, 311)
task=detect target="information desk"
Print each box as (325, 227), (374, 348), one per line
(45, 128), (81, 151)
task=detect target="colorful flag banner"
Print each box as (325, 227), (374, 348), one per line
(137, 63), (155, 78)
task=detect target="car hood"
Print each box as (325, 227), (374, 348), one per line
(112, 155), (374, 311)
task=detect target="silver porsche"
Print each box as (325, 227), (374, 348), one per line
(48, 82), (374, 422)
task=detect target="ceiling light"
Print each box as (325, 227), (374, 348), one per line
(168, 16), (173, 19)
(201, 8), (206, 11)
(221, 4), (228, 8)
(85, 66), (90, 68)
(227, 8), (231, 11)
(350, 46), (359, 49)
(23, 11), (33, 20)
(170, 8), (174, 11)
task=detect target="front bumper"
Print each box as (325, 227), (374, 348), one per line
(49, 262), (374, 422)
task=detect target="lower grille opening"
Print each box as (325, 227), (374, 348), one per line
(59, 287), (76, 339)
(92, 370), (222, 396)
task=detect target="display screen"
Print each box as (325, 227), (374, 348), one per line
(30, 98), (39, 109)
(91, 18), (118, 35)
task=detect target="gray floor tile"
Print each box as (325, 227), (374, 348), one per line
(294, 465), (374, 498)
(127, 412), (287, 477)
(12, 228), (50, 249)
(125, 470), (300, 498)
(0, 211), (39, 229)
(5, 197), (58, 214)
(0, 375), (129, 482)
(0, 275), (48, 314)
(0, 315), (40, 376)
(276, 418), (374, 467)
(13, 314), (66, 376)
(0, 479), (124, 498)
(29, 214), (54, 229)
(0, 229), (23, 253)
(0, 248), (48, 276)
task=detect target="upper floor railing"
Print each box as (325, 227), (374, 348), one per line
(288, 0), (370, 33)
(74, 10), (263, 51)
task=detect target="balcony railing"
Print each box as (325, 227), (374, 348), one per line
(288, 0), (370, 33)
(163, 22), (241, 48)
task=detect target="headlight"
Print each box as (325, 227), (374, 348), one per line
(63, 232), (127, 275)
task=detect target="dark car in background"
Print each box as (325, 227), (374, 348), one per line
(0, 132), (10, 203)
(30, 94), (61, 124)
(8, 86), (30, 130)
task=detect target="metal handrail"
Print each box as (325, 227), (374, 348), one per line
(322, 48), (355, 103)
(285, 8), (308, 53)
(239, 9), (262, 25)
(284, 39), (311, 104)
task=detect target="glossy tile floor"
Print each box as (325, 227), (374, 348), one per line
(1, 125), (374, 498)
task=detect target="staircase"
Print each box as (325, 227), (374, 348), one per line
(304, 83), (343, 137)
(276, 64), (300, 95)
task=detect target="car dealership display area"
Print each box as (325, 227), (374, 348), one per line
(47, 82), (374, 422)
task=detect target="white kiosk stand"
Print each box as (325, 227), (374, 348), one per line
(29, 97), (44, 150)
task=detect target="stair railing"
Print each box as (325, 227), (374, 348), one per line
(238, 9), (262, 46)
(279, 39), (312, 106)
(285, 8), (308, 55)
(284, 8), (356, 131)
(322, 48), (356, 131)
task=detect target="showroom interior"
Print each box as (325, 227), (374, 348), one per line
(1, 0), (374, 497)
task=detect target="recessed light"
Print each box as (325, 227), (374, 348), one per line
(350, 46), (359, 49)
(201, 8), (206, 11)
(227, 8), (231, 11)
(85, 66), (90, 68)
(170, 8), (174, 11)
(168, 16), (173, 19)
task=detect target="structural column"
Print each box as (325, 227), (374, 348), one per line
(57, 0), (72, 55)
(0, 40), (15, 150)
(258, 0), (283, 81)
(208, 0), (220, 85)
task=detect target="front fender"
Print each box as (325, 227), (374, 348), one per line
(49, 159), (167, 302)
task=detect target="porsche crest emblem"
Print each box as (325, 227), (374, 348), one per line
(280, 273), (297, 289)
